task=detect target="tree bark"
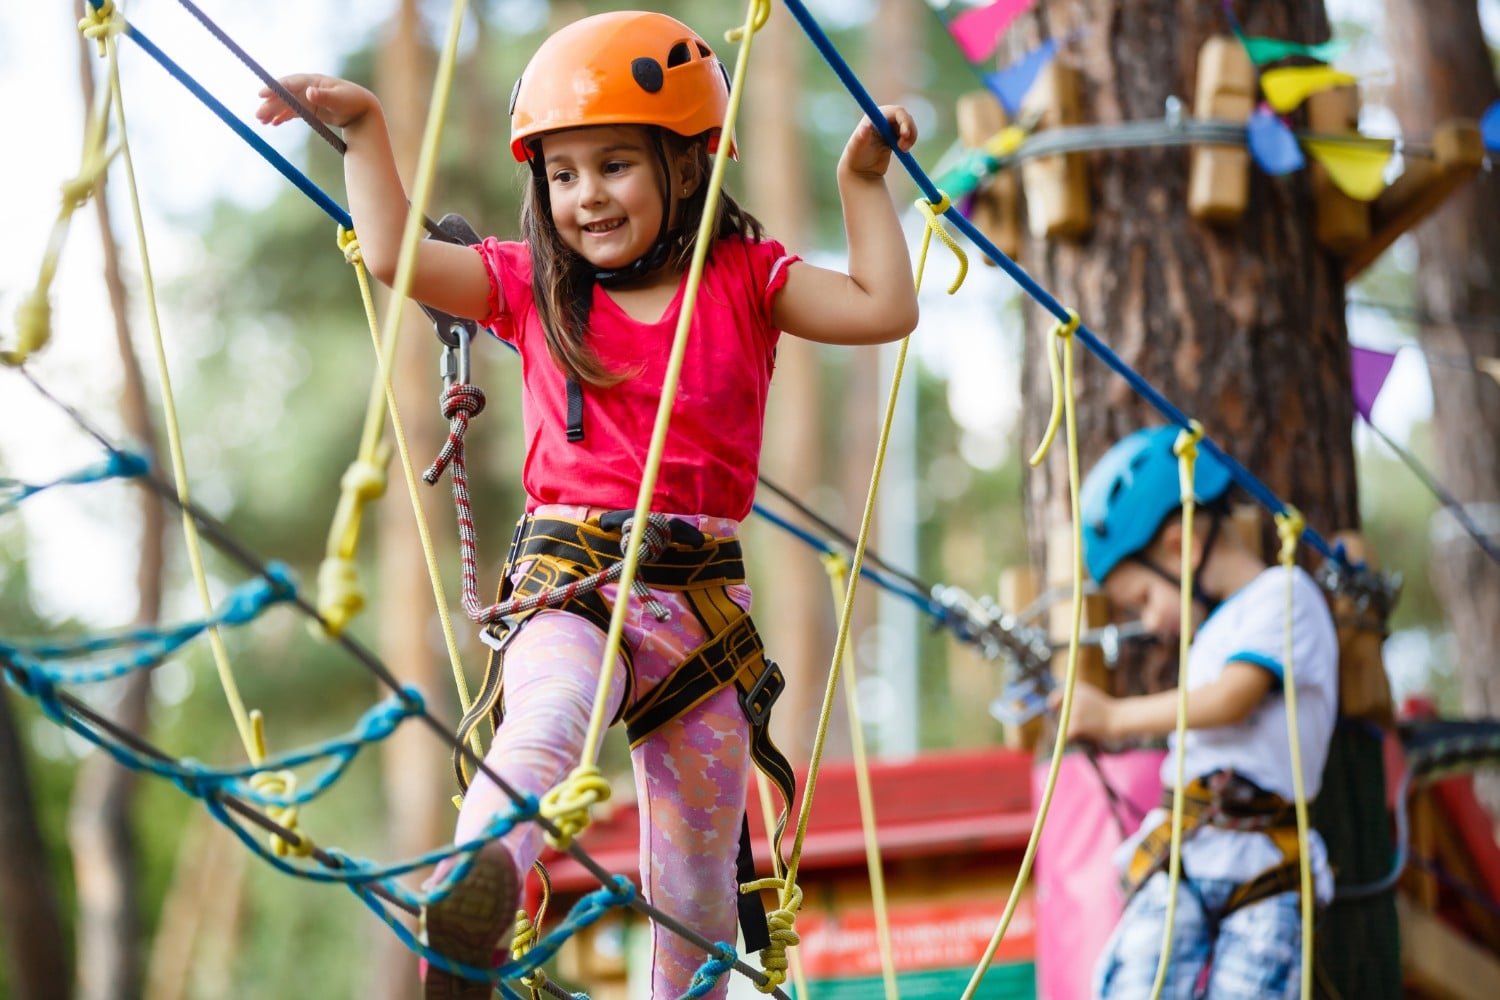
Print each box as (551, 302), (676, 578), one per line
(1014, 2), (1392, 995)
(367, 4), (451, 999)
(66, 4), (166, 997)
(0, 690), (72, 1000)
(1384, 0), (1500, 785)
(746, 8), (828, 765)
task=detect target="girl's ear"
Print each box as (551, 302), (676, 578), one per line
(673, 144), (706, 197)
(1156, 517), (1186, 563)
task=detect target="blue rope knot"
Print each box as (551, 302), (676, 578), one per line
(683, 942), (738, 998)
(107, 450), (151, 479)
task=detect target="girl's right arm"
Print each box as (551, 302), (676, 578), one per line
(256, 74), (495, 322)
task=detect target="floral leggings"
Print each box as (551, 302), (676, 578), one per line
(454, 508), (752, 1000)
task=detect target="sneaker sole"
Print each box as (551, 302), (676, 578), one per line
(422, 841), (518, 1000)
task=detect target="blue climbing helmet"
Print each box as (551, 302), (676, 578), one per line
(1080, 425), (1235, 584)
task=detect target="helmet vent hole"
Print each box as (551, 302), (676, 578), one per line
(666, 41), (693, 67)
(631, 57), (664, 93)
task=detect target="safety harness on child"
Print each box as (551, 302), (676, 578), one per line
(1125, 768), (1305, 918)
(450, 509), (793, 952)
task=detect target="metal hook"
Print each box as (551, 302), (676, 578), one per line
(439, 324), (472, 388)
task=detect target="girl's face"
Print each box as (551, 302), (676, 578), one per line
(538, 125), (687, 274)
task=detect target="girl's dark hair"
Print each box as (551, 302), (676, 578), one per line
(521, 128), (765, 387)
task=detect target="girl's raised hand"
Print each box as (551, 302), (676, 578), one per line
(255, 73), (378, 130)
(840, 104), (917, 179)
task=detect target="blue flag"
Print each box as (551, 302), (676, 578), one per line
(983, 39), (1059, 117)
(1247, 105), (1304, 175)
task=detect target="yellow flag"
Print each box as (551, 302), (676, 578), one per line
(1304, 140), (1391, 201)
(984, 124), (1028, 158)
(1261, 65), (1357, 113)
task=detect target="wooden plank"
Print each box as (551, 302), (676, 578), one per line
(1398, 894), (1500, 1000)
(1344, 121), (1486, 281)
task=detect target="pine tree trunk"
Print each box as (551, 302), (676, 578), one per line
(1384, 0), (1500, 800)
(0, 690), (71, 1000)
(367, 4), (451, 998)
(66, 4), (166, 996)
(1013, 2), (1392, 995)
(747, 8), (829, 765)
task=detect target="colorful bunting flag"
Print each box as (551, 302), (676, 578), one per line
(1260, 65), (1357, 113)
(1482, 99), (1500, 153)
(1350, 345), (1397, 423)
(1304, 140), (1391, 201)
(1238, 36), (1347, 67)
(983, 38), (1059, 116)
(1246, 105), (1305, 175)
(948, 0), (1035, 63)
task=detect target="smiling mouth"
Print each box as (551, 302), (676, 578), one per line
(583, 219), (625, 234)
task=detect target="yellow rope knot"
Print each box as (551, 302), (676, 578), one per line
(539, 764), (611, 850)
(1274, 506), (1305, 567)
(337, 226), (363, 265)
(78, 1), (123, 56)
(914, 192), (969, 295)
(510, 908), (550, 996)
(247, 713), (313, 858)
(741, 878), (801, 992)
(316, 556), (365, 635)
(1028, 308), (1082, 467)
(6, 292), (53, 367)
(726, 0), (772, 42)
(1173, 420), (1206, 504)
(340, 455), (389, 501)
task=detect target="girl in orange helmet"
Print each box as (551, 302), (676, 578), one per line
(258, 10), (917, 999)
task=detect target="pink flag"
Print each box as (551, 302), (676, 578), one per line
(1351, 345), (1397, 422)
(949, 0), (1035, 63)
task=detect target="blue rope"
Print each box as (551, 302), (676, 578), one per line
(89, 1), (352, 230)
(0, 450), (148, 513)
(778, 0), (1341, 566)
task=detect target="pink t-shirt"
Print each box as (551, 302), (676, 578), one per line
(474, 235), (800, 521)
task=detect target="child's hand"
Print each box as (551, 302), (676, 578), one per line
(840, 105), (917, 179)
(1050, 681), (1116, 742)
(255, 73), (379, 130)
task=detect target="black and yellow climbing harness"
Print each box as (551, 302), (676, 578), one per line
(1125, 769), (1307, 920)
(450, 508), (793, 953)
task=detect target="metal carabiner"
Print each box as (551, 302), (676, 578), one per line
(439, 323), (472, 388)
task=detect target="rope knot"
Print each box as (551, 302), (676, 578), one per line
(726, 0), (771, 42)
(340, 456), (389, 501)
(684, 944), (738, 999)
(439, 383), (486, 421)
(539, 764), (611, 849)
(249, 769), (313, 857)
(1173, 420), (1206, 504)
(78, 1), (123, 56)
(9, 291), (53, 365)
(1275, 507), (1305, 567)
(618, 514), (674, 621)
(337, 226), (362, 264)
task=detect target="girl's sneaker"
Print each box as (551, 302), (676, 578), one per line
(421, 841), (519, 1000)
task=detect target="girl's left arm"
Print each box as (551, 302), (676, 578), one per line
(771, 105), (921, 346)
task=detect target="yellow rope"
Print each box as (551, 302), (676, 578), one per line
(247, 710), (315, 857)
(1144, 420), (1206, 1000)
(821, 551), (900, 1000)
(331, 1), (479, 756)
(314, 228), (391, 636)
(99, 15), (261, 765)
(759, 162), (970, 995)
(962, 311), (1085, 999)
(751, 770), (809, 996)
(2, 4), (122, 368)
(511, 865), (552, 999)
(1273, 507), (1316, 1000)
(540, 0), (769, 851)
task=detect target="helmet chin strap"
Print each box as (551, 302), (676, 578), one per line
(1133, 512), (1225, 617)
(593, 129), (677, 288)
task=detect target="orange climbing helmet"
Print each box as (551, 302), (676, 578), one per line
(509, 10), (736, 162)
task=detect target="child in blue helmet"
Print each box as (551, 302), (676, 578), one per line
(1057, 425), (1339, 1000)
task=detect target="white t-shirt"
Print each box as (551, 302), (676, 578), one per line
(1114, 565), (1340, 902)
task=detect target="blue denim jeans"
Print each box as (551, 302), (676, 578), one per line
(1094, 871), (1304, 999)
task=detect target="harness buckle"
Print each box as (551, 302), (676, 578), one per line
(741, 659), (784, 728)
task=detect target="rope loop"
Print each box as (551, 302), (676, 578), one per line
(1028, 308), (1082, 467)
(684, 943), (739, 999)
(538, 764), (612, 850)
(726, 0), (772, 43)
(438, 382), (486, 422)
(78, 0), (123, 56)
(914, 192), (969, 295)
(336, 226), (362, 265)
(1275, 506), (1306, 567)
